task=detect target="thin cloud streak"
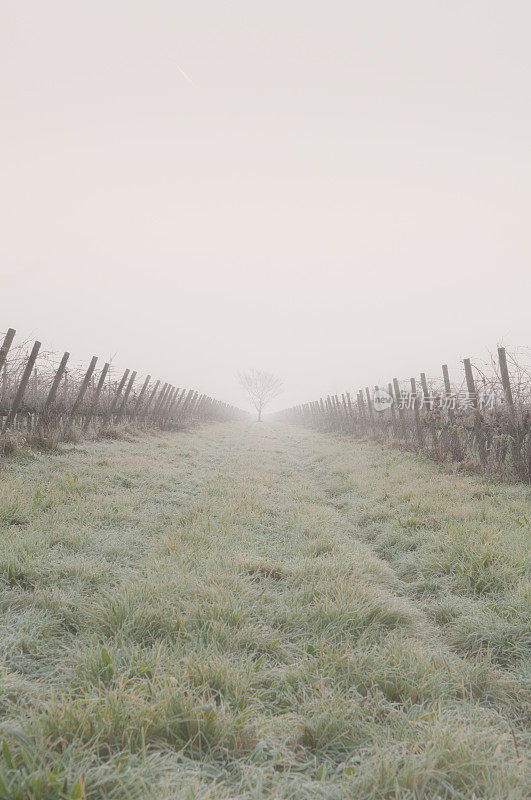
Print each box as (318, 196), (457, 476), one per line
(168, 57), (195, 85)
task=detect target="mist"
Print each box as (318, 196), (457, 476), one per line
(1, 0), (529, 413)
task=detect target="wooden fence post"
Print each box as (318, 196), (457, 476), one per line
(441, 365), (456, 425)
(497, 346), (527, 476)
(2, 341), (41, 433)
(410, 377), (424, 448)
(107, 368), (130, 423)
(171, 388), (184, 421)
(169, 387), (181, 419)
(159, 386), (175, 425)
(388, 382), (397, 435)
(194, 393), (206, 421)
(0, 328), (16, 373)
(196, 396), (208, 422)
(143, 379), (160, 418)
(43, 352), (70, 412)
(189, 390), (200, 417)
(84, 362), (110, 430)
(160, 383), (174, 420)
(160, 384), (176, 421)
(164, 388), (180, 424)
(180, 389), (195, 417)
(134, 375), (151, 416)
(117, 370), (137, 422)
(365, 387), (374, 435)
(497, 347), (517, 426)
(392, 378), (406, 439)
(153, 382), (169, 420)
(181, 389), (194, 419)
(346, 392), (353, 417)
(69, 356), (98, 424)
(172, 388), (185, 418)
(420, 372), (432, 411)
(463, 358), (487, 465)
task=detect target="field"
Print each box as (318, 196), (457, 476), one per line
(0, 421), (529, 799)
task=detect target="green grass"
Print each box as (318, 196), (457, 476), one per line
(0, 422), (529, 799)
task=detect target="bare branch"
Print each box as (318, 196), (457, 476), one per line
(238, 368), (283, 421)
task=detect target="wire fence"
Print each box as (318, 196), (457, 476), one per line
(0, 327), (245, 453)
(272, 347), (531, 482)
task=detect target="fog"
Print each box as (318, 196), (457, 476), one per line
(1, 1), (529, 412)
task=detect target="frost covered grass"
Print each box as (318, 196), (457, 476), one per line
(0, 422), (528, 798)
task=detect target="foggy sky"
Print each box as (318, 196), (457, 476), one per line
(1, 1), (529, 412)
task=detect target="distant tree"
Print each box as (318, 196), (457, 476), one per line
(238, 368), (283, 421)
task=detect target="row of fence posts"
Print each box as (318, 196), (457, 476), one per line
(272, 348), (530, 480)
(0, 328), (243, 439)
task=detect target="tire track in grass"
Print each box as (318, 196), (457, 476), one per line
(0, 421), (527, 799)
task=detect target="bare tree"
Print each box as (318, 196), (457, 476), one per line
(238, 368), (283, 421)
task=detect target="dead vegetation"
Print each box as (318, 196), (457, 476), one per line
(275, 347), (531, 482)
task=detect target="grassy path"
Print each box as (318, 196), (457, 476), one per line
(0, 422), (529, 799)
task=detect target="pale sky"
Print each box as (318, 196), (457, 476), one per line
(1, 1), (529, 411)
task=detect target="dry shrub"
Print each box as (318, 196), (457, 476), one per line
(0, 430), (24, 456)
(99, 423), (137, 441)
(26, 427), (60, 451)
(62, 426), (83, 444)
